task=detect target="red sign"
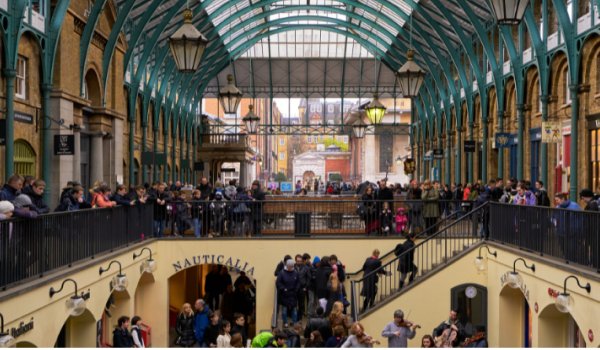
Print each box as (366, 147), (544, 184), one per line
(589, 330), (594, 342)
(548, 288), (559, 298)
(534, 302), (539, 313)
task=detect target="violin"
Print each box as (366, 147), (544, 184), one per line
(461, 335), (484, 347)
(399, 320), (420, 328)
(357, 334), (380, 345)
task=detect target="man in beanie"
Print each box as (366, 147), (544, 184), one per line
(465, 325), (487, 348)
(0, 201), (14, 219)
(12, 194), (37, 219)
(580, 189), (599, 211)
(250, 180), (265, 236)
(276, 259), (300, 328)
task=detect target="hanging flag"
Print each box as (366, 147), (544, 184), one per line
(542, 121), (562, 143)
(404, 158), (416, 174)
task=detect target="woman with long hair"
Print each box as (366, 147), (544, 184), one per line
(325, 274), (346, 316)
(216, 320), (232, 348)
(341, 322), (379, 348)
(421, 334), (435, 348)
(175, 303), (196, 347)
(329, 301), (351, 331)
(305, 330), (326, 348)
(230, 333), (244, 348)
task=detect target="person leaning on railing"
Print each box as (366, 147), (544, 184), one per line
(421, 180), (440, 233)
(55, 186), (92, 212)
(147, 183), (170, 238)
(91, 185), (117, 208)
(22, 179), (49, 214)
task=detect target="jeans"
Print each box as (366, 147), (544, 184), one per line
(193, 218), (202, 238)
(177, 218), (190, 235)
(154, 220), (166, 237)
(281, 305), (297, 324)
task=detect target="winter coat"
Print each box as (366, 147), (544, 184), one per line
(376, 187), (394, 213)
(295, 262), (311, 290)
(535, 188), (550, 207)
(0, 184), (20, 203)
(264, 336), (287, 348)
(251, 332), (276, 348)
(111, 193), (132, 207)
(190, 198), (203, 219)
(147, 191), (171, 220)
(467, 189), (479, 201)
(285, 329), (302, 349)
(463, 188), (470, 201)
(113, 328), (134, 348)
(315, 265), (334, 299)
(406, 188), (423, 213)
(220, 291), (235, 321)
(330, 312), (351, 332)
(205, 272), (221, 295)
(224, 185), (237, 199)
(176, 313), (196, 347)
(230, 324), (247, 346)
(202, 323), (220, 347)
(453, 187), (463, 201)
(12, 207), (37, 219)
(231, 192), (249, 222)
(196, 183), (213, 199)
(276, 268), (300, 308)
(584, 200), (599, 211)
(193, 307), (212, 344)
(325, 283), (346, 316)
(232, 288), (253, 316)
(234, 275), (252, 290)
(217, 334), (231, 348)
(91, 193), (113, 208)
(251, 187), (266, 220)
(304, 315), (332, 340)
(553, 200), (583, 237)
(333, 260), (346, 282)
(396, 239), (415, 273)
(360, 257), (381, 298)
(54, 194), (92, 212)
(513, 191), (537, 206)
(22, 186), (49, 214)
(218, 273), (233, 295)
(421, 187), (440, 218)
(325, 337), (347, 348)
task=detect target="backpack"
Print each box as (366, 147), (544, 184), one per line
(394, 243), (404, 256)
(356, 203), (367, 219)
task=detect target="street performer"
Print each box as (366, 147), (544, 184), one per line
(381, 309), (421, 348)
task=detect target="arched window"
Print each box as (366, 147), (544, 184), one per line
(14, 139), (36, 176)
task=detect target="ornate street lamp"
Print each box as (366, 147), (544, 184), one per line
(353, 118), (368, 139)
(0, 313), (15, 348)
(258, 157), (263, 167)
(243, 105), (260, 134)
(473, 245), (497, 272)
(555, 276), (591, 313)
(488, 0), (529, 25)
(396, 50), (427, 99)
(100, 261), (129, 292)
(506, 258), (535, 289)
(396, 155), (402, 165)
(133, 248), (158, 274)
(49, 279), (87, 317)
(365, 93), (386, 126)
(218, 75), (243, 115)
(167, 8), (208, 73)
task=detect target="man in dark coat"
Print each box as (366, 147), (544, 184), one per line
(580, 189), (599, 211)
(251, 180), (266, 236)
(113, 316), (134, 348)
(276, 259), (300, 327)
(294, 254), (311, 320)
(196, 178), (213, 236)
(356, 181), (371, 195)
(0, 174), (23, 203)
(433, 309), (465, 343)
(230, 313), (248, 346)
(147, 183), (170, 237)
(22, 179), (49, 214)
(360, 249), (382, 312)
(205, 265), (221, 310)
(395, 233), (417, 289)
(314, 256), (334, 301)
(304, 307), (332, 341)
(274, 255), (292, 277)
(285, 323), (303, 348)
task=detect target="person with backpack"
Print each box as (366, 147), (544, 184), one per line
(535, 181), (550, 207)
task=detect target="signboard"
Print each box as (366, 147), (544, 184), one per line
(181, 159), (190, 168)
(53, 135), (74, 155)
(494, 133), (510, 148)
(141, 152), (154, 165)
(542, 121), (562, 143)
(463, 140), (476, 153)
(404, 158), (416, 174)
(281, 182), (293, 192)
(154, 153), (166, 166)
(221, 168), (236, 172)
(0, 119), (5, 146)
(267, 182), (278, 190)
(194, 162), (204, 171)
(433, 149), (444, 159)
(14, 111), (33, 124)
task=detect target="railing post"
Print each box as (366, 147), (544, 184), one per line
(351, 280), (358, 321)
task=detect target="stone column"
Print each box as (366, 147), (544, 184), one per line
(90, 132), (105, 186)
(239, 159), (247, 188)
(72, 126), (81, 182)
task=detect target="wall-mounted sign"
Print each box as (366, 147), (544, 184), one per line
(463, 140), (476, 153)
(221, 168), (236, 172)
(141, 152), (154, 165)
(433, 149), (444, 159)
(155, 153), (166, 166)
(494, 133), (510, 148)
(14, 111), (33, 124)
(173, 255), (255, 275)
(534, 302), (538, 313)
(0, 119), (5, 146)
(542, 121), (562, 143)
(181, 159), (190, 168)
(11, 317), (34, 339)
(54, 135), (74, 155)
(589, 329), (594, 342)
(194, 162), (204, 171)
(281, 182), (293, 192)
(548, 287), (560, 298)
(404, 158), (416, 174)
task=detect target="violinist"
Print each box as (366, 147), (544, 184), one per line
(342, 322), (380, 348)
(381, 310), (421, 348)
(462, 325), (487, 348)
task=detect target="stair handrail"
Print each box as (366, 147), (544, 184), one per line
(271, 284), (278, 328)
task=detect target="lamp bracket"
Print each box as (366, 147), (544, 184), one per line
(478, 245), (497, 259)
(513, 258), (535, 273)
(563, 275), (591, 294)
(133, 247), (153, 261)
(49, 278), (79, 298)
(99, 260), (123, 276)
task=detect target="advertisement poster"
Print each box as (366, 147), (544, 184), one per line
(542, 121), (562, 143)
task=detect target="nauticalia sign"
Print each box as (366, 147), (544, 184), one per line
(173, 255), (255, 275)
(11, 318), (34, 339)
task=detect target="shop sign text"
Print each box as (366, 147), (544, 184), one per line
(11, 318), (33, 339)
(173, 255), (255, 275)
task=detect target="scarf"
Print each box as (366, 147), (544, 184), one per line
(558, 200), (572, 209)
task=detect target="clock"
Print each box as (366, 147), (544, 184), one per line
(466, 286), (477, 299)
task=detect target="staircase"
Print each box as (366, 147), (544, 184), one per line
(349, 204), (487, 320)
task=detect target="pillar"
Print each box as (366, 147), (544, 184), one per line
(163, 130), (169, 182)
(497, 111), (504, 178)
(240, 159), (247, 188)
(446, 130), (451, 185)
(180, 135), (184, 183)
(540, 95), (549, 187)
(468, 122), (474, 183)
(192, 132), (197, 186)
(516, 104), (524, 180)
(172, 134), (177, 183)
(90, 132), (105, 185)
(482, 118), (488, 184)
(416, 142), (421, 181)
(456, 127), (462, 184)
(3, 69), (17, 179)
(41, 83), (52, 204)
(73, 126), (81, 183)
(142, 122), (148, 183)
(186, 139), (190, 183)
(569, 85), (579, 200)
(153, 127), (159, 182)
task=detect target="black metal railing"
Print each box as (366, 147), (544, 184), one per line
(155, 199), (470, 237)
(271, 285), (279, 328)
(349, 203), (486, 318)
(0, 204), (153, 291)
(488, 202), (600, 270)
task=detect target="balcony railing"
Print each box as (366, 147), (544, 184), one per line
(205, 134), (252, 148)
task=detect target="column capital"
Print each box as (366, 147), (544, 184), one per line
(540, 95), (551, 103)
(2, 69), (17, 79)
(569, 84), (580, 94)
(516, 104), (525, 111)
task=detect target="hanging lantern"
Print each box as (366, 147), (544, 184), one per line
(353, 118), (368, 139)
(488, 0), (528, 25)
(365, 93), (386, 126)
(167, 9), (208, 73)
(396, 156), (402, 165)
(396, 50), (426, 99)
(218, 74), (243, 115)
(243, 105), (260, 133)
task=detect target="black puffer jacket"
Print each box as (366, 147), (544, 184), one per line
(315, 265), (334, 299)
(294, 262), (311, 290)
(176, 313), (196, 347)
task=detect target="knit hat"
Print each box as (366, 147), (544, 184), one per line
(286, 259), (294, 267)
(216, 190), (222, 197)
(13, 195), (32, 209)
(398, 207), (404, 212)
(579, 189), (595, 198)
(0, 201), (14, 214)
(313, 256), (321, 264)
(252, 180), (260, 186)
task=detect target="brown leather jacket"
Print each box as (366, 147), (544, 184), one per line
(330, 313), (351, 330)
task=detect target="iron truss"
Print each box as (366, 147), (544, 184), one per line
(201, 123), (411, 135)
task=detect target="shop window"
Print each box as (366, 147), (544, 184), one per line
(15, 56), (26, 100)
(343, 136), (348, 143)
(597, 55), (600, 93)
(84, 0), (92, 17)
(307, 136), (312, 143)
(14, 139), (36, 177)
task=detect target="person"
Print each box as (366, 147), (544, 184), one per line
(234, 271), (252, 290)
(476, 185), (494, 238)
(10, 194), (37, 219)
(326, 326), (347, 348)
(196, 178), (213, 237)
(92, 185), (117, 207)
(407, 181), (424, 233)
(0, 174), (24, 203)
(554, 193), (582, 262)
(513, 184), (536, 205)
(22, 179), (49, 214)
(216, 320), (232, 348)
(232, 186), (249, 237)
(250, 180), (266, 236)
(230, 313), (247, 346)
(580, 189), (599, 211)
(265, 331), (288, 348)
(219, 267), (233, 297)
(421, 335), (435, 348)
(329, 255), (346, 282)
(315, 256), (334, 310)
(230, 333), (244, 348)
(361, 186), (379, 235)
(464, 325), (487, 348)
(396, 208), (408, 234)
(535, 181), (550, 207)
(111, 185), (134, 206)
(421, 180), (440, 233)
(325, 274), (346, 316)
(395, 233), (417, 289)
(329, 301), (350, 337)
(202, 312), (220, 348)
(294, 254), (311, 321)
(251, 328), (280, 348)
(176, 303), (196, 347)
(275, 255), (293, 277)
(306, 255), (319, 316)
(148, 183), (170, 237)
(130, 316), (145, 348)
(305, 330), (326, 348)
(296, 180), (302, 192)
(380, 202), (394, 235)
(452, 183), (463, 218)
(0, 201), (14, 220)
(210, 190), (227, 236)
(194, 300), (212, 347)
(220, 284), (235, 323)
(277, 259), (300, 328)
(360, 250), (382, 311)
(381, 309), (420, 348)
(125, 185), (147, 205)
(305, 307), (331, 341)
(376, 179), (394, 232)
(55, 186), (92, 211)
(205, 265), (221, 311)
(285, 322), (302, 348)
(342, 322), (379, 348)
(113, 316), (133, 348)
(432, 309), (464, 343)
(190, 189), (204, 238)
(233, 282), (253, 324)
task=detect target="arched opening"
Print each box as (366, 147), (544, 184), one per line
(14, 139), (36, 177)
(100, 289), (132, 347)
(16, 341), (36, 348)
(168, 264), (256, 347)
(303, 171), (316, 190)
(499, 285), (530, 347)
(54, 309), (97, 347)
(538, 304), (586, 347)
(84, 69), (102, 107)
